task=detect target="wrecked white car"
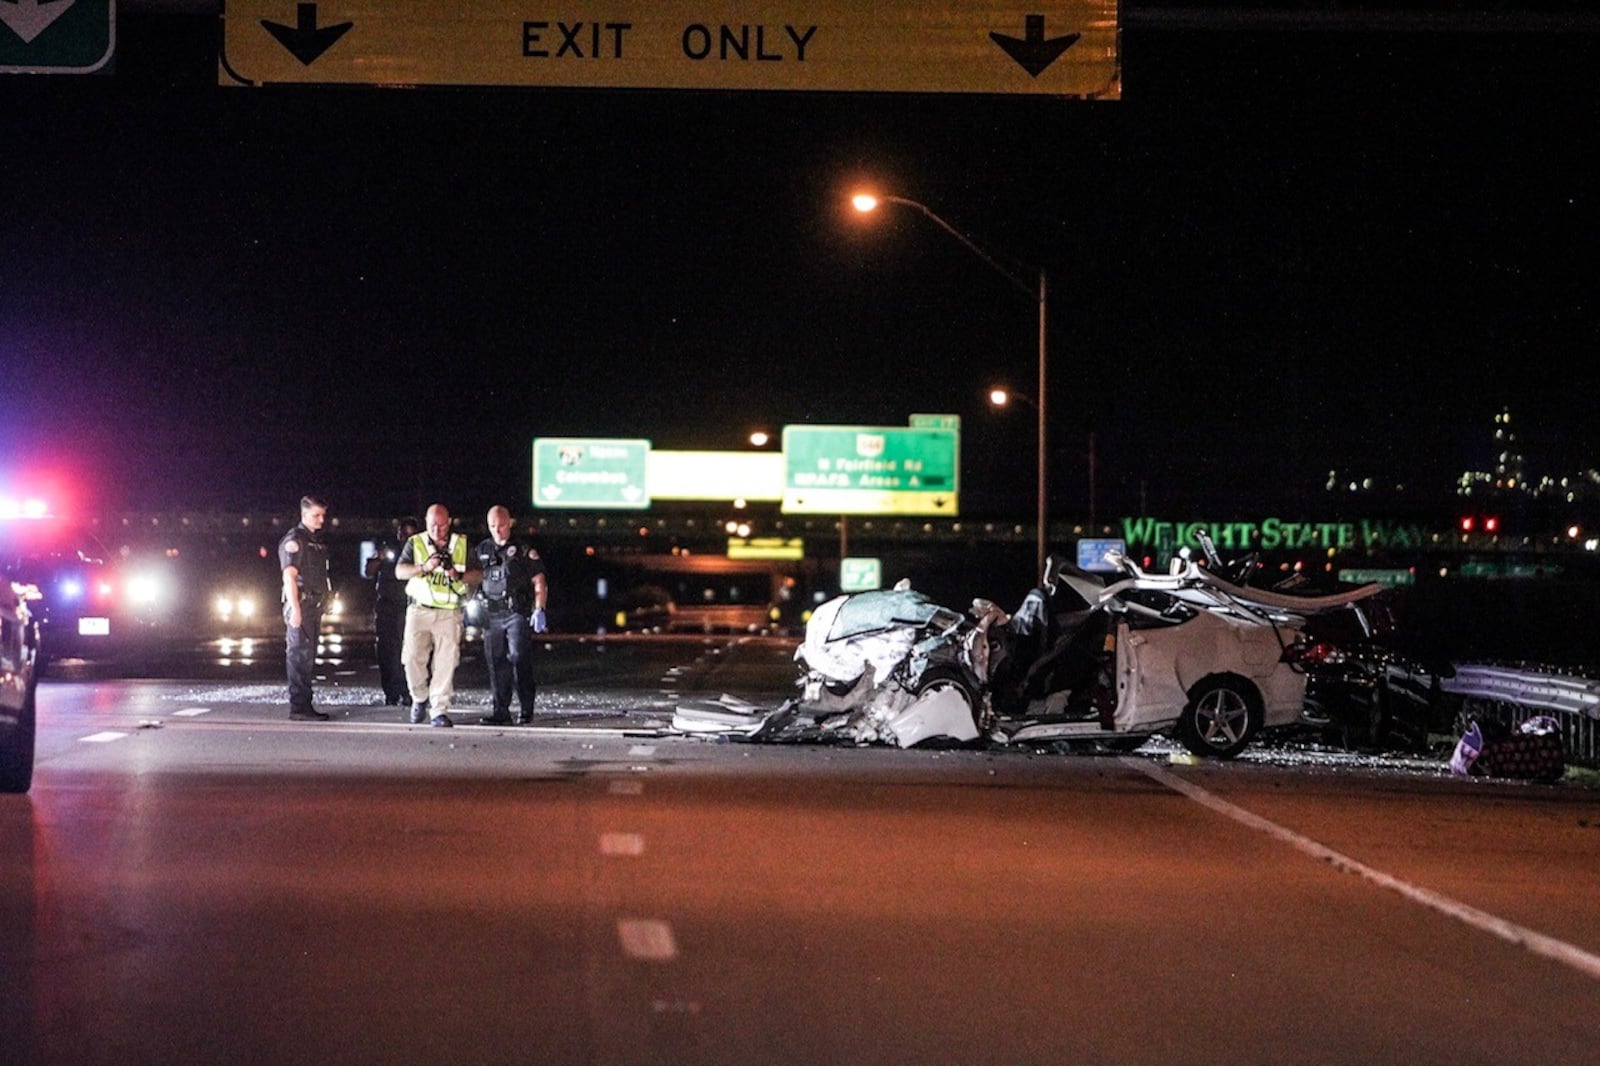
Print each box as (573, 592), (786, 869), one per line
(674, 555), (1381, 758)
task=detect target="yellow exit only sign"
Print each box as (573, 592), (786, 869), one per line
(221, 1), (1119, 98)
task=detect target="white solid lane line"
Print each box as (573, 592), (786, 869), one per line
(600, 833), (646, 857)
(617, 919), (678, 961)
(1125, 757), (1600, 983)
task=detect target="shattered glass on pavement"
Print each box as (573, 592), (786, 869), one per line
(164, 682), (677, 718)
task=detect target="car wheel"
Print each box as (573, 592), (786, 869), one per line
(0, 684), (37, 794)
(912, 669), (984, 735)
(1177, 677), (1258, 759)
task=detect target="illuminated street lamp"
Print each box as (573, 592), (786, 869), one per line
(853, 192), (1050, 577)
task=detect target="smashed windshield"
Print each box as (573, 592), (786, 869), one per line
(825, 589), (951, 640)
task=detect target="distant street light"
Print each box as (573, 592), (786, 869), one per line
(748, 431), (771, 448)
(853, 191), (1050, 577)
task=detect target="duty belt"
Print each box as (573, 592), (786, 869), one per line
(483, 597), (524, 613)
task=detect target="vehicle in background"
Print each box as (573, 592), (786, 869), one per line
(211, 582), (270, 634)
(1, 568), (42, 792)
(1298, 594), (1453, 752)
(0, 512), (123, 668)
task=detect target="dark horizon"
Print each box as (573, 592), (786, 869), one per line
(4, 11), (1597, 524)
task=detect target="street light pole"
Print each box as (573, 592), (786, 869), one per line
(853, 193), (1050, 578)
(1036, 268), (1047, 579)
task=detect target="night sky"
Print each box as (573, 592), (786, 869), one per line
(3, 9), (1597, 521)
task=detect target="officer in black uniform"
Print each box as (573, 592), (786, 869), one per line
(280, 494), (332, 722)
(472, 505), (548, 725)
(367, 516), (419, 705)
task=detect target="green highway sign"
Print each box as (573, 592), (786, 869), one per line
(532, 438), (651, 510)
(782, 424), (959, 516)
(1337, 568), (1416, 588)
(220, 0), (1119, 98)
(1, 0), (114, 73)
(840, 557), (883, 592)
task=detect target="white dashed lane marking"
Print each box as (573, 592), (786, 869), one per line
(627, 744), (657, 758)
(1125, 757), (1600, 983)
(600, 833), (645, 857)
(80, 732), (128, 743)
(608, 779), (645, 796)
(617, 919), (678, 961)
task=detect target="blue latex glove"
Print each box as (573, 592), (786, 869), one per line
(532, 608), (548, 633)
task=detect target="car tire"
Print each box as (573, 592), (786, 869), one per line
(1177, 676), (1258, 759)
(912, 669), (984, 736)
(0, 683), (37, 794)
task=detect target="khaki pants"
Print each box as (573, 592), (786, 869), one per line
(402, 604), (464, 713)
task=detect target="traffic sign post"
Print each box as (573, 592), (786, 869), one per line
(221, 0), (1119, 98)
(532, 438), (651, 510)
(782, 425), (959, 516)
(0, 0), (115, 74)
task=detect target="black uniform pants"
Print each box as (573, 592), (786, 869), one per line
(374, 599), (409, 704)
(285, 600), (323, 711)
(484, 608), (537, 718)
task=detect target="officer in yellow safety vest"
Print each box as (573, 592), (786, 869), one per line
(393, 503), (479, 727)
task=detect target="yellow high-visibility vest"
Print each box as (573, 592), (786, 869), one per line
(405, 532), (469, 608)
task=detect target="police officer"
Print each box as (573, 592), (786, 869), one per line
(280, 494), (332, 722)
(366, 516), (419, 706)
(394, 503), (477, 727)
(472, 505), (549, 725)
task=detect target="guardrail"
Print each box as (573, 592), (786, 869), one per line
(1442, 663), (1600, 769)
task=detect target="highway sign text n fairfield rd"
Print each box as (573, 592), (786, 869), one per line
(782, 424), (960, 517)
(221, 1), (1119, 98)
(0, 0), (115, 74)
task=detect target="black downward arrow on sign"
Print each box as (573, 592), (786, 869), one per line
(262, 2), (353, 66)
(990, 14), (1079, 78)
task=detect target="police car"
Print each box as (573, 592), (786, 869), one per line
(0, 507), (120, 669)
(1, 557), (41, 792)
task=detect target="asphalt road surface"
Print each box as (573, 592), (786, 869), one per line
(3, 637), (1599, 1064)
